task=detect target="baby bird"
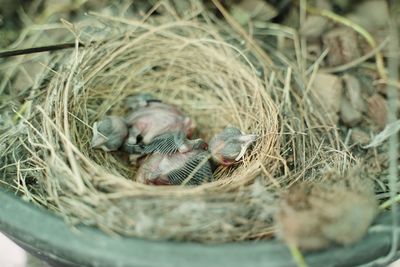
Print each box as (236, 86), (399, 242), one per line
(136, 127), (257, 186)
(126, 93), (160, 110)
(123, 131), (204, 154)
(124, 98), (195, 146)
(91, 116), (128, 152)
(123, 131), (206, 164)
(136, 139), (212, 185)
(209, 127), (257, 166)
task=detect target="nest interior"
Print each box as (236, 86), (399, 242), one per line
(0, 6), (368, 243)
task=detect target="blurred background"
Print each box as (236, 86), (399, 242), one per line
(0, 233), (51, 267)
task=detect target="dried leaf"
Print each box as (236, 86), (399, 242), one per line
(343, 74), (366, 113)
(367, 94), (388, 129)
(311, 72), (343, 123)
(323, 27), (361, 66)
(340, 97), (362, 127)
(300, 15), (329, 39)
(347, 0), (389, 29)
(230, 0), (277, 25)
(364, 120), (400, 148)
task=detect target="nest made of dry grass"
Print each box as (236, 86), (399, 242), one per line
(0, 4), (353, 243)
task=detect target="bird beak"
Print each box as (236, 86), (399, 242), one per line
(91, 137), (107, 148)
(235, 134), (258, 161)
(200, 141), (208, 150)
(192, 139), (208, 150)
(91, 122), (107, 148)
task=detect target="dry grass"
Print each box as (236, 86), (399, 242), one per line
(0, 3), (355, 243)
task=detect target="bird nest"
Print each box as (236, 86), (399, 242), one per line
(0, 9), (359, 243)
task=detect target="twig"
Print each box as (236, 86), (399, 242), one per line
(0, 42), (85, 58)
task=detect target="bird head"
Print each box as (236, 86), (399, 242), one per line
(182, 117), (196, 138)
(126, 93), (160, 110)
(192, 138), (208, 151)
(91, 116), (128, 151)
(209, 127), (257, 166)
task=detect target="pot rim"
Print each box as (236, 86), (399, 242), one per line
(0, 188), (396, 267)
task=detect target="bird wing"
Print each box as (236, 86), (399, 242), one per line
(167, 152), (213, 185)
(121, 132), (185, 155)
(142, 132), (185, 155)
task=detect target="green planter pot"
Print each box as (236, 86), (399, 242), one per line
(0, 189), (396, 267)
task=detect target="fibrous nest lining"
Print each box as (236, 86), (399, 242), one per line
(0, 6), (368, 243)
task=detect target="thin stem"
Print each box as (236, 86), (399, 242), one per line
(0, 42), (85, 58)
(288, 243), (309, 267)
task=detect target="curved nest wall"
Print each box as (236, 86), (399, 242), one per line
(1, 16), (285, 242)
